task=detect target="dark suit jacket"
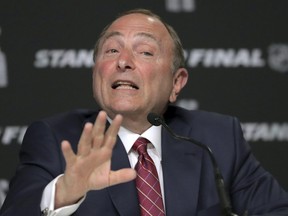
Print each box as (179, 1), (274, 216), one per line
(1, 106), (288, 216)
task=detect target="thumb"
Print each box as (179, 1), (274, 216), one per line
(108, 168), (137, 186)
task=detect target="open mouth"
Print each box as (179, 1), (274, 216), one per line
(112, 81), (139, 90)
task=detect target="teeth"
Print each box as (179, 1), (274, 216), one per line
(117, 85), (135, 89)
(112, 81), (138, 89)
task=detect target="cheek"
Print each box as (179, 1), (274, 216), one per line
(95, 62), (110, 77)
(92, 67), (106, 98)
(92, 71), (101, 101)
(147, 73), (174, 99)
(93, 62), (113, 85)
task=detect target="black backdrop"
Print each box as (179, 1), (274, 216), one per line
(1, 0), (288, 207)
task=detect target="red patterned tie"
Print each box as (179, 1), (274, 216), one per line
(133, 137), (165, 216)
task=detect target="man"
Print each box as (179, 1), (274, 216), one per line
(1, 9), (288, 216)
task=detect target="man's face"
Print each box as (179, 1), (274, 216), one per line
(93, 13), (187, 121)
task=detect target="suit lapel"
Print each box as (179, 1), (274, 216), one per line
(86, 114), (140, 215)
(86, 109), (204, 215)
(108, 138), (140, 216)
(161, 117), (203, 216)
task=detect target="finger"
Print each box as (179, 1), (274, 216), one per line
(77, 122), (93, 156)
(108, 168), (137, 187)
(61, 140), (76, 166)
(91, 111), (108, 149)
(103, 114), (123, 149)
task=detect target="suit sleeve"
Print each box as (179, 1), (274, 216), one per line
(229, 117), (288, 215)
(0, 121), (66, 216)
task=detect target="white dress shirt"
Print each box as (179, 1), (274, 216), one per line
(40, 124), (164, 216)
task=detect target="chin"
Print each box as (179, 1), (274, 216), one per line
(108, 104), (138, 114)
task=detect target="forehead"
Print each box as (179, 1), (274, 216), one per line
(105, 13), (171, 42)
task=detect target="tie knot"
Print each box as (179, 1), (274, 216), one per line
(132, 137), (150, 155)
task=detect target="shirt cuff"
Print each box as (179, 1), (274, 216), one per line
(40, 174), (85, 216)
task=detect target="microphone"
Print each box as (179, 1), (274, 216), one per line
(147, 112), (241, 216)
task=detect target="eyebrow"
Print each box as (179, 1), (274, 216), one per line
(102, 31), (122, 41)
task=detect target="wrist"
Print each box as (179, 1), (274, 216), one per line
(54, 176), (85, 209)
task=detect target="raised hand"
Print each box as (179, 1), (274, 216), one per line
(55, 111), (136, 208)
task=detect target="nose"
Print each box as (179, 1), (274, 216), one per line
(117, 50), (135, 71)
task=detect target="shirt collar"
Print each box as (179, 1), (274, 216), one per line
(107, 117), (162, 158)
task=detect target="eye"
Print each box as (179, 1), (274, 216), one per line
(141, 51), (153, 56)
(137, 45), (155, 57)
(106, 49), (118, 54)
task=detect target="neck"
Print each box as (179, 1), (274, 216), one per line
(121, 117), (152, 134)
(105, 106), (168, 134)
(106, 112), (151, 134)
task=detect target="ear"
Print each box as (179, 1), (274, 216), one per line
(169, 68), (189, 103)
